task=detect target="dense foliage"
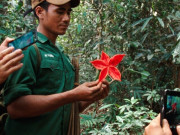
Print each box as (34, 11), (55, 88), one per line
(0, 0), (180, 134)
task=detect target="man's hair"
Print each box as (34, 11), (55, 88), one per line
(33, 1), (50, 19)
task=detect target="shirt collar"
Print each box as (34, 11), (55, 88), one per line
(37, 32), (64, 53)
(57, 45), (64, 53)
(37, 32), (49, 44)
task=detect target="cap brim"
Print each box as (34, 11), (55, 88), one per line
(47, 0), (80, 8)
(70, 0), (80, 7)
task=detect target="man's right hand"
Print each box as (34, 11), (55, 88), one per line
(72, 80), (109, 102)
(177, 126), (180, 135)
(72, 80), (109, 112)
(0, 38), (24, 84)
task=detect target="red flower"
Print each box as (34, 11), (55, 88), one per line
(90, 51), (125, 82)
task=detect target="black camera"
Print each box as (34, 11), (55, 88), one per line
(8, 30), (37, 50)
(161, 89), (180, 135)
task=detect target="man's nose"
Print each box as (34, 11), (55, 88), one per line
(62, 13), (70, 22)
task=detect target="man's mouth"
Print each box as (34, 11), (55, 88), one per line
(59, 25), (68, 28)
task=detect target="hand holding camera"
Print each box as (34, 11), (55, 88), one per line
(161, 90), (180, 135)
(144, 90), (180, 135)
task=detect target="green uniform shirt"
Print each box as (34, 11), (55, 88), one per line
(3, 32), (75, 135)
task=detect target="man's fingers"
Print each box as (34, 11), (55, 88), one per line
(4, 54), (24, 69)
(89, 82), (102, 93)
(1, 37), (14, 47)
(162, 119), (172, 135)
(0, 47), (14, 60)
(102, 84), (109, 97)
(92, 86), (104, 100)
(102, 79), (109, 91)
(6, 63), (23, 76)
(102, 79), (109, 85)
(86, 80), (99, 87)
(1, 49), (23, 64)
(155, 114), (161, 122)
(149, 113), (160, 125)
(176, 125), (180, 135)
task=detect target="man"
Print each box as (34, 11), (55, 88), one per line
(0, 38), (24, 86)
(3, 0), (109, 135)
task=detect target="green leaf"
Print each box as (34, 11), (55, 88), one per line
(141, 71), (150, 77)
(177, 32), (180, 41)
(131, 18), (146, 27)
(131, 41), (141, 48)
(162, 53), (171, 61)
(120, 106), (125, 113)
(83, 12), (87, 17)
(141, 17), (153, 32)
(169, 25), (175, 35)
(116, 116), (124, 123)
(103, 0), (111, 3)
(99, 104), (113, 110)
(141, 33), (149, 43)
(147, 54), (154, 60)
(172, 42), (180, 64)
(77, 24), (82, 34)
(147, 95), (152, 101)
(157, 17), (165, 28)
(80, 114), (92, 120)
(0, 29), (7, 34)
(131, 98), (138, 105)
(135, 53), (143, 60)
(132, 27), (141, 35)
(128, 69), (141, 74)
(158, 44), (166, 53)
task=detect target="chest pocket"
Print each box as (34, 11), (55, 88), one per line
(35, 59), (65, 95)
(41, 60), (62, 71)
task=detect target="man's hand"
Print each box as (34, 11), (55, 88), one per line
(96, 80), (109, 101)
(73, 80), (109, 102)
(177, 126), (180, 134)
(0, 38), (24, 84)
(73, 80), (109, 112)
(144, 114), (172, 135)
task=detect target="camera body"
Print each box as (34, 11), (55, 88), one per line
(8, 30), (37, 50)
(161, 89), (180, 135)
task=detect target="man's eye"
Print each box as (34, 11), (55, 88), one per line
(57, 11), (64, 14)
(67, 11), (71, 15)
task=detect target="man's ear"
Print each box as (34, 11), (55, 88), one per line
(35, 6), (45, 20)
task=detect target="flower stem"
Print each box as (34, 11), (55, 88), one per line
(109, 79), (115, 84)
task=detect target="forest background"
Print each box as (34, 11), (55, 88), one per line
(0, 0), (180, 134)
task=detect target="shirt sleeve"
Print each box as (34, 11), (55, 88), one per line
(3, 46), (38, 106)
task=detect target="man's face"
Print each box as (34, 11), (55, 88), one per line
(42, 2), (71, 35)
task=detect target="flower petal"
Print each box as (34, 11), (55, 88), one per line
(101, 51), (110, 63)
(90, 60), (107, 70)
(109, 67), (121, 81)
(109, 54), (125, 67)
(99, 68), (108, 82)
